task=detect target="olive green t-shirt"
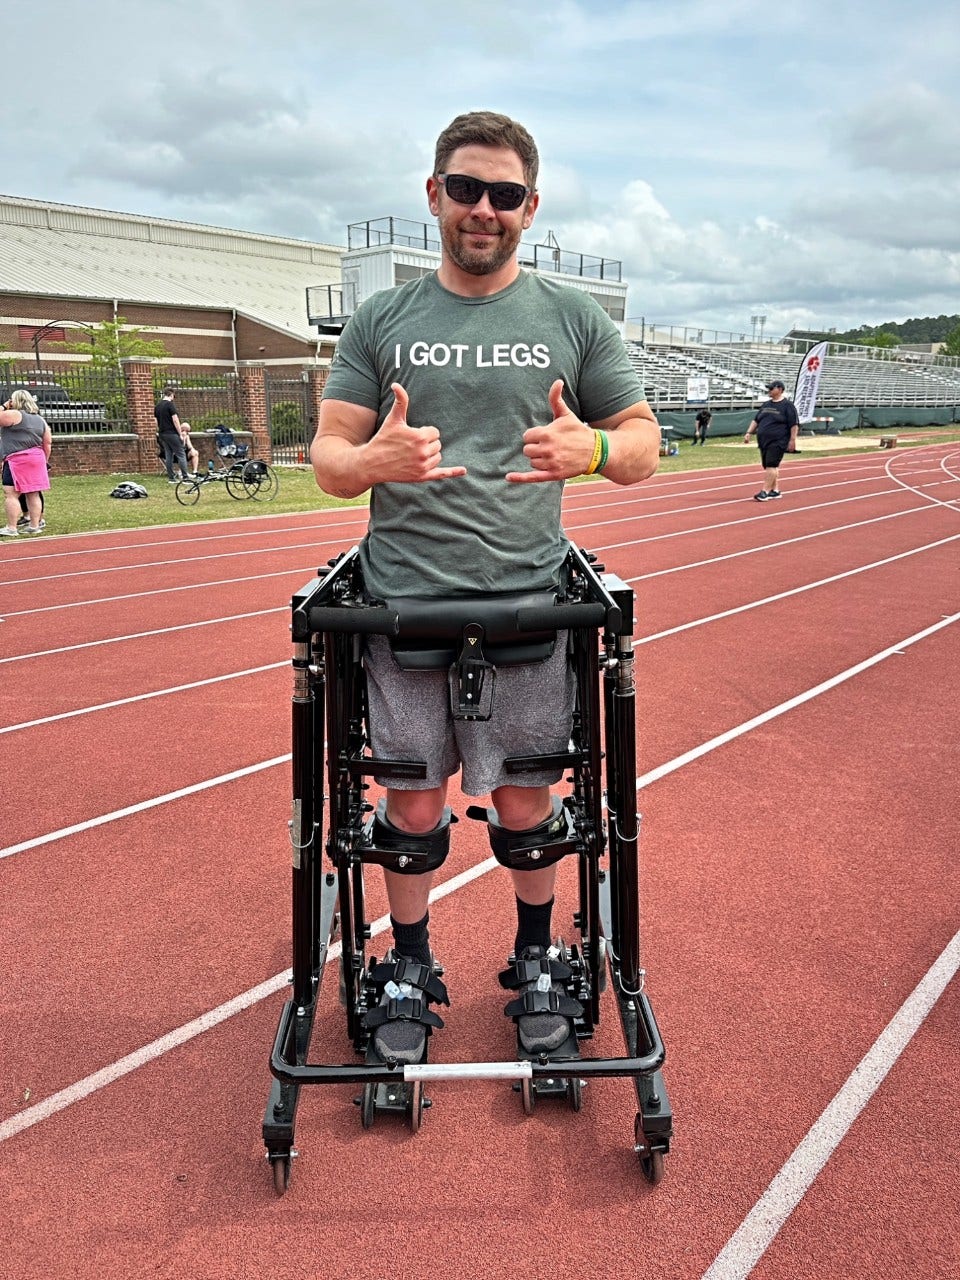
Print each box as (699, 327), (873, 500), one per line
(322, 270), (643, 598)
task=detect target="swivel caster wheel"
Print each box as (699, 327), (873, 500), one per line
(271, 1153), (292, 1196)
(409, 1080), (424, 1133)
(635, 1114), (665, 1184)
(360, 1082), (376, 1129)
(520, 1077), (536, 1115)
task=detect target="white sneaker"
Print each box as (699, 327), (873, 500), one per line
(1, 527), (19, 537)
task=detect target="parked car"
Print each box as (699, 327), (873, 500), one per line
(0, 380), (107, 427)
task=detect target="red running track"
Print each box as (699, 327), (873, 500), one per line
(1, 446), (959, 1280)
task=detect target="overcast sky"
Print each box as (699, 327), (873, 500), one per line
(3, 0), (959, 338)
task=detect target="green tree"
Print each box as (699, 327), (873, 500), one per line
(55, 316), (168, 370)
(941, 323), (960, 358)
(857, 329), (900, 348)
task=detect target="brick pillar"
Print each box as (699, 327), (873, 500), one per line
(306, 367), (328, 461)
(238, 362), (270, 461)
(122, 357), (159, 472)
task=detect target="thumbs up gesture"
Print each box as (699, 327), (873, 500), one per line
(370, 383), (466, 484)
(506, 379), (595, 483)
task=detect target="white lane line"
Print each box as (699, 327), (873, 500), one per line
(591, 486), (933, 552)
(633, 533), (960, 646)
(634, 612), (959, 790)
(0, 756), (291, 861)
(4, 538), (352, 588)
(0, 511), (370, 571)
(0, 662), (287, 735)
(627, 503), (934, 582)
(701, 927), (960, 1280)
(0, 563), (318, 619)
(1, 614), (956, 1144)
(0, 607), (287, 667)
(0, 854), (496, 1144)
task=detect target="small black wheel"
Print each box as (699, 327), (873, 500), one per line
(567, 1077), (583, 1112)
(271, 1155), (291, 1196)
(409, 1081), (424, 1133)
(360, 1082), (376, 1129)
(520, 1077), (535, 1115)
(635, 1114), (665, 1184)
(175, 479), (200, 506)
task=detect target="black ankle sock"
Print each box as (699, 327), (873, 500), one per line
(391, 912), (431, 965)
(514, 896), (554, 956)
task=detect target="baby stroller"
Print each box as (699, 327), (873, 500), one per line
(214, 424), (249, 461)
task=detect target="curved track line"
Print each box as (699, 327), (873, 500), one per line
(701, 928), (960, 1280)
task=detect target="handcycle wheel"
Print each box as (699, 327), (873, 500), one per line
(224, 468), (250, 500)
(175, 479), (201, 506)
(244, 462), (279, 501)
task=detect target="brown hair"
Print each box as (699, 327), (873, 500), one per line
(434, 111), (540, 189)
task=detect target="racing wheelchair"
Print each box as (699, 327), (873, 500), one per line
(262, 543), (673, 1195)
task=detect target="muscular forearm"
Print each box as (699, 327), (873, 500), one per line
(600, 417), (661, 485)
(310, 434), (374, 499)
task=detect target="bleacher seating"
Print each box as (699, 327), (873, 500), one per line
(623, 337), (960, 413)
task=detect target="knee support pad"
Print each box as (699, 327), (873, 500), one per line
(364, 798), (453, 874)
(466, 796), (574, 872)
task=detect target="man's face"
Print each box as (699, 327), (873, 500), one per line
(427, 144), (538, 277)
(768, 385), (784, 400)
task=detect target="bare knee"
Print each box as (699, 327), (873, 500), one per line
(386, 786), (448, 833)
(491, 784), (554, 831)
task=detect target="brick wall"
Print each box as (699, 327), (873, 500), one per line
(50, 431), (254, 477)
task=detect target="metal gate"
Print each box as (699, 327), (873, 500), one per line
(266, 373), (313, 465)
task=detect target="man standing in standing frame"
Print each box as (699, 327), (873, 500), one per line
(311, 110), (660, 1066)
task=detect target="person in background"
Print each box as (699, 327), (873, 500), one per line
(181, 421), (200, 476)
(1, 390), (52, 536)
(743, 379), (799, 500)
(693, 405), (712, 445)
(154, 386), (189, 483)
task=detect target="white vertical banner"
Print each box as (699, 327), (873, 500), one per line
(794, 342), (828, 422)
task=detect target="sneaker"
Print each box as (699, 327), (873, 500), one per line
(500, 945), (582, 1056)
(16, 514), (29, 528)
(767, 489), (782, 499)
(23, 525), (43, 534)
(365, 951), (448, 1065)
(754, 490), (770, 501)
(0, 527), (18, 537)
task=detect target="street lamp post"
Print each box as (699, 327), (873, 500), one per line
(31, 319), (91, 369)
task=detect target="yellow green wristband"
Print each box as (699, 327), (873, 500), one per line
(596, 430), (610, 473)
(584, 429), (604, 475)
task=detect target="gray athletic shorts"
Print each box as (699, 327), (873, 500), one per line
(363, 632), (576, 795)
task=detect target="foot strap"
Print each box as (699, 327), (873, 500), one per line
(363, 955), (449, 1040)
(498, 950), (582, 1022)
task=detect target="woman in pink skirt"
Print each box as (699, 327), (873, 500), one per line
(1, 389), (52, 537)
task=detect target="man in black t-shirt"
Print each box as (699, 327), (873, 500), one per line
(743, 380), (798, 500)
(693, 406), (712, 445)
(154, 387), (189, 482)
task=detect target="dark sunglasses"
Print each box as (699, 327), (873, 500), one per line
(437, 172), (532, 211)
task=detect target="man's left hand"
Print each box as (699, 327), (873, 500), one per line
(506, 380), (594, 483)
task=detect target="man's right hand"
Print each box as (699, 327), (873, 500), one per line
(370, 384), (467, 483)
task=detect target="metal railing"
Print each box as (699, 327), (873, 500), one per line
(0, 360), (127, 433)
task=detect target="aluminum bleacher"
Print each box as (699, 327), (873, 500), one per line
(624, 332), (960, 414)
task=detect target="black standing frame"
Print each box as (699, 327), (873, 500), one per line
(262, 543), (673, 1194)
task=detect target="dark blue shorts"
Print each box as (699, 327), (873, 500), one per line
(759, 438), (786, 469)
